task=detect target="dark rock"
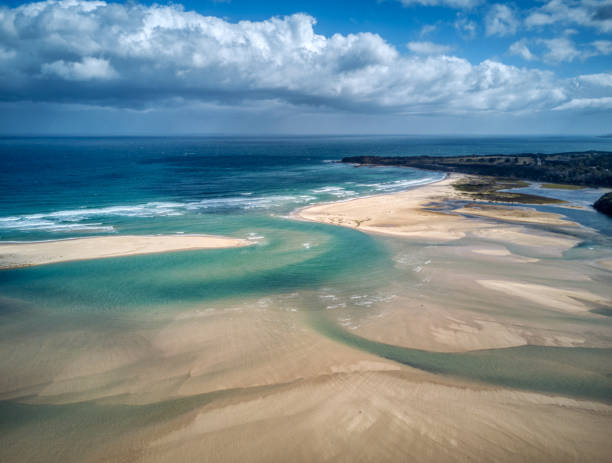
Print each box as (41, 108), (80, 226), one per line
(593, 192), (612, 217)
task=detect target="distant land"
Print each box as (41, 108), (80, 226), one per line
(342, 151), (612, 188)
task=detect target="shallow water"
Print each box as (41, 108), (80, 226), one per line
(309, 310), (612, 401)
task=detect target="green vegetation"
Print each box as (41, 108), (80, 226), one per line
(343, 151), (612, 187)
(452, 176), (564, 204)
(541, 183), (585, 190)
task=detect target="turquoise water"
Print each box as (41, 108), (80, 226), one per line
(1, 136), (611, 401)
(310, 312), (612, 401)
(0, 219), (390, 312)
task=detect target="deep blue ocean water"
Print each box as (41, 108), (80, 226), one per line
(1, 135), (611, 240)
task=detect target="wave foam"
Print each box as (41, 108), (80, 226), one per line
(357, 176), (442, 192)
(311, 186), (358, 198)
(0, 195), (318, 233)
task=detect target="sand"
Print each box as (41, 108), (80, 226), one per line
(597, 259), (612, 271)
(455, 204), (577, 226)
(296, 175), (580, 250)
(2, 302), (612, 463)
(0, 302), (400, 405)
(297, 175), (474, 242)
(137, 371), (612, 463)
(477, 280), (611, 313)
(298, 174), (611, 354)
(0, 234), (252, 269)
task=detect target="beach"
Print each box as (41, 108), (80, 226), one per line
(1, 139), (612, 462)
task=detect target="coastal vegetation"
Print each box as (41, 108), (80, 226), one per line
(342, 151), (612, 187)
(540, 183), (585, 190)
(451, 176), (565, 204)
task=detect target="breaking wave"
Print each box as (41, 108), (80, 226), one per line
(0, 195), (317, 232)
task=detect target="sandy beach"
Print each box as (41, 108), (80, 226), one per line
(296, 174), (581, 249)
(0, 234), (252, 269)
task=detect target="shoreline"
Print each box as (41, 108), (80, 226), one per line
(294, 173), (582, 244)
(291, 172), (450, 226)
(0, 234), (253, 269)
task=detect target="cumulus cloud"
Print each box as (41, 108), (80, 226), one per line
(41, 57), (117, 80)
(485, 4), (520, 37)
(0, 0), (601, 117)
(406, 41), (452, 54)
(526, 0), (612, 33)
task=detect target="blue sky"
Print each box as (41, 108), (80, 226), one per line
(0, 0), (611, 134)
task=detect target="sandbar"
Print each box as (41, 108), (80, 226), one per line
(0, 234), (252, 269)
(296, 175), (482, 241)
(296, 174), (579, 250)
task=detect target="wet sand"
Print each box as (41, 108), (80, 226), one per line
(0, 234), (252, 269)
(455, 203), (578, 226)
(2, 301), (611, 463)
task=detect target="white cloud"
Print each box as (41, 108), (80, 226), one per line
(508, 34), (612, 63)
(454, 15), (478, 39)
(406, 41), (452, 54)
(396, 0), (482, 8)
(540, 37), (580, 63)
(419, 24), (437, 37)
(554, 96), (612, 110)
(592, 40), (612, 54)
(526, 0), (612, 33)
(485, 4), (519, 37)
(579, 73), (612, 86)
(41, 57), (118, 80)
(0, 0), (603, 117)
(509, 39), (536, 60)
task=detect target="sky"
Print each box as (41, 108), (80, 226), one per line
(0, 0), (611, 135)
